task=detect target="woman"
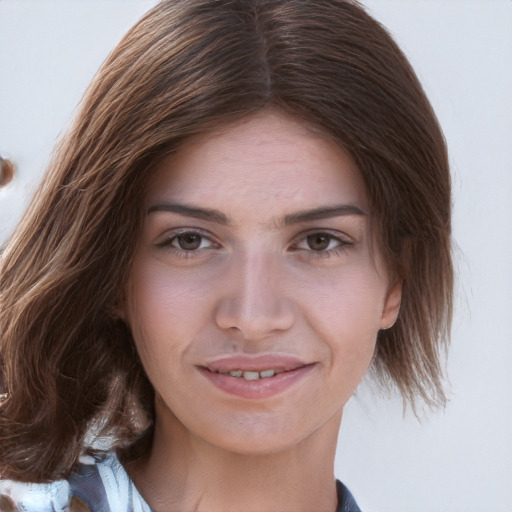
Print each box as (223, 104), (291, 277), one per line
(0, 1), (452, 510)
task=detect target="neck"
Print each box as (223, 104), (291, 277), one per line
(127, 402), (342, 512)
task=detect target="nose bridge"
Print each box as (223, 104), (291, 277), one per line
(214, 244), (294, 339)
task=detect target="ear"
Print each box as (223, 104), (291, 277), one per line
(379, 280), (402, 330)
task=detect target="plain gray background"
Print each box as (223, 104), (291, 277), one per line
(1, 1), (511, 511)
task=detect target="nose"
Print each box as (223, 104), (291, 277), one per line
(214, 248), (295, 341)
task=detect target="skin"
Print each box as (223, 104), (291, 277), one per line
(122, 109), (401, 512)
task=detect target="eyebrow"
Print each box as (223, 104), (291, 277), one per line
(147, 202), (367, 226)
(282, 204), (367, 226)
(147, 203), (230, 225)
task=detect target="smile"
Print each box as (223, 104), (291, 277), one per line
(199, 356), (315, 399)
(214, 369), (284, 380)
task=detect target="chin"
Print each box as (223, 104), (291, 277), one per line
(210, 432), (307, 457)
(196, 409), (340, 457)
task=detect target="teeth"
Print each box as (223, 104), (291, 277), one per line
(243, 370), (260, 381)
(223, 369), (283, 380)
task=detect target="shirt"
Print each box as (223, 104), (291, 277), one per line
(0, 452), (362, 511)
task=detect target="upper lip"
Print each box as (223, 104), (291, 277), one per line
(203, 354), (309, 373)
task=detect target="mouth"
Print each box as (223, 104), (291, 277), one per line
(204, 366), (302, 380)
(199, 356), (315, 399)
(203, 354), (309, 379)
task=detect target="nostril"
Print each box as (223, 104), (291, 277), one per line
(0, 156), (16, 188)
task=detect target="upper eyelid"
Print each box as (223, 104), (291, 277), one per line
(159, 227), (215, 239)
(292, 228), (353, 243)
(156, 227), (219, 247)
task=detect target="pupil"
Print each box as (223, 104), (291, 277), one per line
(178, 233), (201, 250)
(307, 234), (330, 251)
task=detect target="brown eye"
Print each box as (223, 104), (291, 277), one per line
(157, 229), (217, 254)
(306, 233), (332, 251)
(175, 233), (202, 250)
(291, 231), (349, 258)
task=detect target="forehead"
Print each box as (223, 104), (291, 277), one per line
(147, 110), (368, 221)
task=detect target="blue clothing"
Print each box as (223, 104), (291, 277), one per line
(0, 452), (361, 511)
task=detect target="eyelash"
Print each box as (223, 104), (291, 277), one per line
(156, 229), (352, 260)
(290, 231), (352, 259)
(156, 229), (219, 258)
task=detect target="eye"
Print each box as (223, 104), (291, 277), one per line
(291, 231), (351, 258)
(173, 232), (204, 251)
(304, 233), (337, 252)
(157, 229), (218, 254)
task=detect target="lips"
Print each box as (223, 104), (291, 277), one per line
(216, 368), (285, 380)
(204, 354), (308, 373)
(199, 354), (314, 399)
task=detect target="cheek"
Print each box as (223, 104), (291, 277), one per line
(298, 264), (387, 333)
(295, 265), (385, 376)
(125, 261), (215, 364)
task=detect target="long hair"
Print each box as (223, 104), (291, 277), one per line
(0, 0), (452, 481)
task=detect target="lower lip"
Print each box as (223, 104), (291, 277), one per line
(199, 365), (315, 399)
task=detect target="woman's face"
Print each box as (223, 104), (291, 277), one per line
(123, 110), (401, 455)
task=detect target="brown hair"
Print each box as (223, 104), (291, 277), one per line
(0, 0), (452, 482)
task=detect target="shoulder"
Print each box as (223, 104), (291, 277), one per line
(0, 452), (151, 512)
(336, 480), (363, 512)
(0, 477), (70, 512)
